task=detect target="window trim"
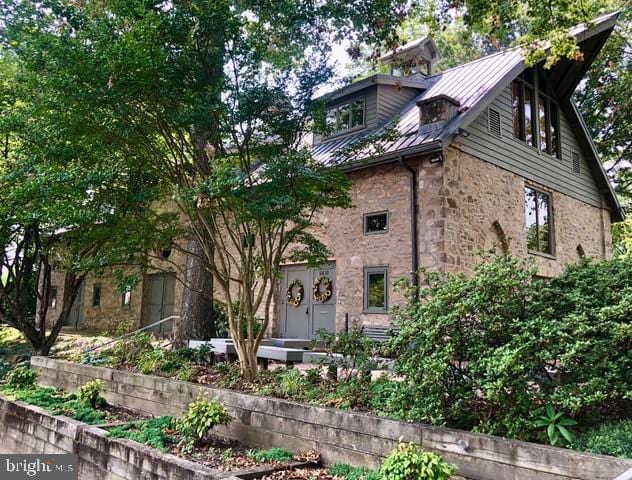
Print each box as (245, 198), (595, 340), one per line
(325, 96), (366, 138)
(363, 211), (389, 235)
(363, 266), (388, 313)
(525, 185), (556, 258)
(92, 284), (102, 309)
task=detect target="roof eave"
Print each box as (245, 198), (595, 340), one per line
(337, 140), (443, 173)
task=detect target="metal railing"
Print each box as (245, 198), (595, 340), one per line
(80, 315), (180, 356)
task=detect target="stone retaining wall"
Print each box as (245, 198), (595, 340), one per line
(0, 393), (234, 480)
(32, 356), (632, 480)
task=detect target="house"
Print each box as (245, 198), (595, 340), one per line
(43, 13), (623, 339)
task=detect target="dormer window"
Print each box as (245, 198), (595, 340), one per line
(417, 95), (460, 132)
(326, 97), (365, 135)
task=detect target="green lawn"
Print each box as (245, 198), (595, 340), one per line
(0, 327), (31, 378)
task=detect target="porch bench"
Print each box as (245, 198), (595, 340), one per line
(361, 325), (400, 343)
(256, 346), (306, 369)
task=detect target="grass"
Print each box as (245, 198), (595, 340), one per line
(0, 327), (31, 378)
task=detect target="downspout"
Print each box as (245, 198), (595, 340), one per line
(399, 156), (419, 292)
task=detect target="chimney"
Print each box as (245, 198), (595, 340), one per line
(416, 95), (460, 133)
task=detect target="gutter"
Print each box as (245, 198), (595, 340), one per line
(398, 155), (419, 292)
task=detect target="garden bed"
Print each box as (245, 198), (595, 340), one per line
(32, 356), (632, 480)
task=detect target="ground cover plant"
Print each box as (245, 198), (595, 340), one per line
(67, 255), (632, 458)
(0, 366), (141, 424)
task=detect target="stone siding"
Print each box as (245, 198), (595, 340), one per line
(442, 146), (613, 277)
(31, 356), (632, 480)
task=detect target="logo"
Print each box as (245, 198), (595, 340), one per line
(0, 455), (77, 480)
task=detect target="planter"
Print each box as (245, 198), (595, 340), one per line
(32, 356), (632, 480)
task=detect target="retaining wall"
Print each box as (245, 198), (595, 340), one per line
(0, 394), (235, 480)
(32, 356), (632, 480)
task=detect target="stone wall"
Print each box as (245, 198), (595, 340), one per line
(0, 393), (232, 480)
(442, 146), (613, 277)
(32, 356), (632, 480)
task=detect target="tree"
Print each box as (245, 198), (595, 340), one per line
(0, 50), (168, 355)
(1, 0), (409, 375)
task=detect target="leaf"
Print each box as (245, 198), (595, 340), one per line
(557, 425), (574, 443)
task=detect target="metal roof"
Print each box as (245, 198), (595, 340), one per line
(311, 11), (623, 220)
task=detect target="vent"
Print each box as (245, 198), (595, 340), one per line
(488, 108), (501, 136)
(572, 151), (581, 174)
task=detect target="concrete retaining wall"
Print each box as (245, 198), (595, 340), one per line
(0, 393), (230, 480)
(32, 356), (632, 480)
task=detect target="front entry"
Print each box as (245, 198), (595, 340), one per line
(64, 282), (84, 328)
(145, 273), (176, 336)
(280, 263), (336, 339)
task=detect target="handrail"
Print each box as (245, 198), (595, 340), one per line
(614, 468), (632, 480)
(79, 315), (180, 356)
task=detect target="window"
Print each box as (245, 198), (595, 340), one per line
(364, 267), (388, 313)
(92, 285), (102, 308)
(241, 233), (255, 248)
(364, 212), (388, 234)
(512, 70), (561, 158)
(49, 287), (58, 309)
(326, 97), (365, 135)
(525, 187), (553, 255)
(121, 288), (132, 309)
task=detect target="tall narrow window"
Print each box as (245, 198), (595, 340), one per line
(538, 95), (548, 153)
(92, 285), (102, 308)
(364, 267), (388, 313)
(512, 81), (524, 139)
(50, 287), (58, 309)
(525, 187), (553, 255)
(524, 86), (536, 147)
(550, 102), (560, 158)
(121, 288), (132, 309)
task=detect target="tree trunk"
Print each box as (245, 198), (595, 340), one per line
(175, 235), (215, 346)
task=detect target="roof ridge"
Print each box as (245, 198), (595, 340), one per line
(430, 45), (523, 77)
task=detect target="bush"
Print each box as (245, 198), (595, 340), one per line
(4, 365), (37, 389)
(278, 368), (309, 398)
(378, 442), (456, 480)
(574, 420), (632, 458)
(77, 379), (106, 409)
(317, 328), (377, 381)
(105, 332), (154, 368)
(388, 254), (632, 439)
(107, 416), (175, 452)
(328, 463), (376, 480)
(176, 396), (232, 449)
(247, 447), (294, 462)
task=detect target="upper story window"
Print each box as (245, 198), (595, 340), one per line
(92, 285), (102, 308)
(525, 186), (553, 255)
(512, 70), (561, 158)
(364, 212), (388, 234)
(326, 97), (365, 136)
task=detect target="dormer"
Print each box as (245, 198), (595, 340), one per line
(314, 75), (428, 146)
(417, 94), (460, 133)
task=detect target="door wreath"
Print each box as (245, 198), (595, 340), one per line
(286, 279), (304, 307)
(312, 276), (333, 303)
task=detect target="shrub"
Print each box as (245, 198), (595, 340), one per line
(378, 442), (456, 480)
(574, 420), (632, 458)
(328, 463), (376, 480)
(4, 365), (37, 389)
(278, 368), (309, 398)
(176, 396), (232, 450)
(388, 254), (632, 438)
(77, 379), (106, 409)
(108, 416), (175, 452)
(216, 362), (243, 389)
(317, 328), (376, 381)
(247, 447), (294, 462)
(105, 332), (154, 368)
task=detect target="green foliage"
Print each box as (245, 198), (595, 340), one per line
(388, 254), (632, 439)
(574, 420), (632, 459)
(0, 328), (31, 378)
(107, 417), (175, 452)
(4, 365), (36, 389)
(176, 396), (233, 448)
(317, 328), (377, 381)
(247, 447), (294, 463)
(278, 368), (310, 398)
(104, 332), (154, 369)
(328, 463), (377, 480)
(76, 379), (106, 409)
(215, 362), (243, 389)
(0, 384), (106, 425)
(378, 442), (456, 480)
(533, 405), (577, 446)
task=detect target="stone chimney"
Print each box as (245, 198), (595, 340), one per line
(416, 94), (460, 133)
